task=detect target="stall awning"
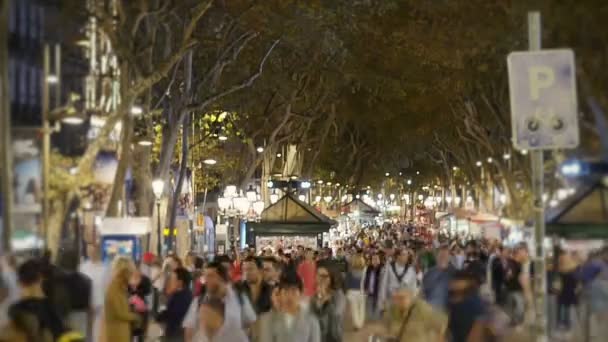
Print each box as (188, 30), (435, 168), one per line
(341, 199), (380, 216)
(547, 178), (608, 239)
(248, 193), (335, 236)
(261, 193), (336, 225)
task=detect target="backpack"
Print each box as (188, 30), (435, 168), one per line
(390, 262), (409, 283)
(63, 272), (92, 311)
(9, 298), (84, 342)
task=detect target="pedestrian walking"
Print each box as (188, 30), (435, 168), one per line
(262, 257), (282, 287)
(298, 248), (317, 299)
(237, 256), (274, 315)
(422, 245), (454, 312)
(362, 253), (383, 321)
(447, 271), (488, 342)
(104, 257), (141, 342)
(183, 261), (256, 342)
(368, 286), (447, 341)
(345, 251), (366, 329)
(378, 248), (417, 312)
(57, 249), (93, 339)
(193, 297), (249, 342)
(556, 251), (580, 337)
(257, 271), (321, 342)
(0, 259), (68, 342)
(490, 247), (509, 306)
(156, 267), (193, 341)
(310, 263), (346, 342)
(129, 268), (152, 342)
(0, 254), (20, 329)
(504, 244), (532, 327)
(80, 244), (111, 342)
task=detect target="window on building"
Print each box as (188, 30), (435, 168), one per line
(30, 2), (37, 40)
(9, 58), (16, 103)
(9, 0), (17, 33)
(19, 60), (27, 106)
(19, 0), (28, 38)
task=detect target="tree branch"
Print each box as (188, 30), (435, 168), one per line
(187, 39), (280, 113)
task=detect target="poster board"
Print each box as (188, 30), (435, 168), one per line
(255, 235), (317, 253)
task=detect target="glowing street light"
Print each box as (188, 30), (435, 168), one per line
(203, 159), (217, 165)
(256, 146), (264, 153)
(561, 160), (582, 177)
(61, 116), (85, 125)
(252, 201), (265, 216)
(246, 186), (257, 202)
(270, 192), (279, 204)
(503, 153), (511, 160)
(138, 139), (153, 147)
(487, 157), (493, 163)
(130, 105), (143, 116)
(46, 74), (59, 84)
(476, 161), (482, 167)
(407, 179), (412, 185)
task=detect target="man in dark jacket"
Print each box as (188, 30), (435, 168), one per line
(156, 267), (193, 341)
(4, 259), (67, 341)
(237, 256), (273, 315)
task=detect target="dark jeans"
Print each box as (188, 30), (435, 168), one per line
(558, 302), (574, 329)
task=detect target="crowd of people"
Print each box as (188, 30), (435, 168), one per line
(0, 223), (607, 342)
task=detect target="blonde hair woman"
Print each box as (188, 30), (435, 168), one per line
(346, 251), (367, 329)
(103, 257), (140, 342)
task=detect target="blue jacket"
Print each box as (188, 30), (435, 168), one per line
(157, 288), (193, 337)
(422, 265), (455, 312)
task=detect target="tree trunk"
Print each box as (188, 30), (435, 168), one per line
(168, 52), (192, 252)
(239, 147), (261, 190)
(168, 117), (189, 251)
(106, 112), (134, 217)
(132, 146), (153, 216)
(156, 110), (180, 180)
(0, 0), (13, 253)
(305, 104), (335, 177)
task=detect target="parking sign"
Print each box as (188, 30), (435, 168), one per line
(507, 49), (578, 150)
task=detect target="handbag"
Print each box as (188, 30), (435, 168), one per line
(383, 304), (417, 342)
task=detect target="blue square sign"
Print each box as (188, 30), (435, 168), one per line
(507, 49), (579, 150)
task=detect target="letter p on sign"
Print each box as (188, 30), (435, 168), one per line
(529, 66), (555, 101)
(507, 49), (579, 150)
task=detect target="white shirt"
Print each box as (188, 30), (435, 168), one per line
(183, 286), (256, 332)
(193, 321), (248, 342)
(378, 262), (417, 310)
(79, 260), (110, 309)
(0, 263), (20, 326)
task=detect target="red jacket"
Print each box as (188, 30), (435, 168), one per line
(230, 261), (242, 283)
(297, 260), (317, 297)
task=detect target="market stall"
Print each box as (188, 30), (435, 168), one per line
(340, 199), (380, 226)
(246, 193), (336, 251)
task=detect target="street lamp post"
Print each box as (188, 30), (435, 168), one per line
(152, 179), (164, 256)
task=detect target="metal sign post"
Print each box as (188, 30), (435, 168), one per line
(529, 12), (547, 342)
(507, 11), (579, 341)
